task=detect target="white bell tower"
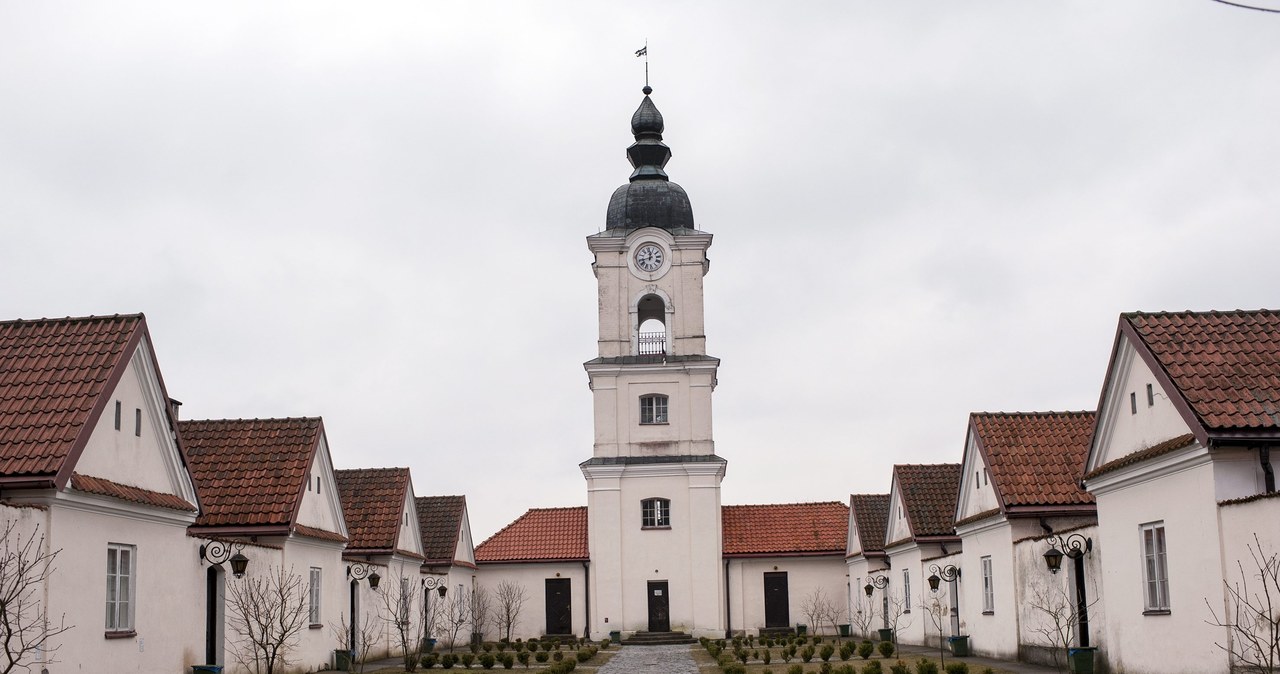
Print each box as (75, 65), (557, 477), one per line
(581, 87), (726, 639)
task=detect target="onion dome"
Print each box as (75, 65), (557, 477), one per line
(605, 88), (695, 231)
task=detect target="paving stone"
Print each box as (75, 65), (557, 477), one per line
(596, 644), (700, 674)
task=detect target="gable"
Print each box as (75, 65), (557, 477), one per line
(72, 338), (198, 507)
(454, 503), (476, 565)
(884, 479), (912, 545)
(846, 501), (860, 556)
(1088, 334), (1195, 474)
(955, 428), (1000, 524)
(294, 435), (347, 538)
(396, 484), (424, 556)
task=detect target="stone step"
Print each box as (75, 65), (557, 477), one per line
(621, 631), (697, 645)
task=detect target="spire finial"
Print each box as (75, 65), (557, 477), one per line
(635, 40), (649, 91)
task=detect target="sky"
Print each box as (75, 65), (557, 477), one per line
(2, 1), (1278, 541)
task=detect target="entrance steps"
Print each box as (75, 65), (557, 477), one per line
(621, 631), (697, 646)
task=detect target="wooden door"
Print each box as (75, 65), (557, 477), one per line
(763, 572), (790, 629)
(545, 578), (572, 635)
(647, 581), (670, 632)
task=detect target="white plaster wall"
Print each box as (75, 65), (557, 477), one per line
(1213, 495), (1280, 673)
(280, 537), (347, 672)
(588, 364), (717, 458)
(1011, 526), (1106, 671)
(396, 489), (424, 556)
(475, 562), (588, 640)
(882, 544), (924, 645)
(42, 498), (203, 674)
(1092, 460), (1223, 673)
(957, 518), (1018, 659)
(885, 492), (911, 546)
(845, 556), (883, 640)
(1092, 339), (1191, 469)
(727, 556), (847, 636)
(75, 346), (189, 498)
(956, 434), (1000, 521)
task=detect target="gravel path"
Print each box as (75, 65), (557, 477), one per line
(594, 644), (701, 674)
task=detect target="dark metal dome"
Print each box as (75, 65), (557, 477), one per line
(605, 88), (695, 231)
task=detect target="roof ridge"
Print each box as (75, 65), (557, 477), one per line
(0, 313), (145, 326)
(972, 410), (1095, 417)
(1123, 308), (1280, 318)
(724, 501), (847, 508)
(179, 416), (322, 424)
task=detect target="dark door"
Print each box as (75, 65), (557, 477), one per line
(205, 566), (224, 664)
(647, 581), (670, 632)
(545, 578), (572, 635)
(763, 572), (790, 629)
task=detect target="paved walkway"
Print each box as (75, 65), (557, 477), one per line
(595, 644), (700, 674)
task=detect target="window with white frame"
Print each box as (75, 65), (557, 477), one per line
(400, 577), (412, 624)
(106, 543), (135, 632)
(309, 567), (322, 625)
(1141, 522), (1170, 611)
(981, 556), (994, 613)
(639, 394), (669, 424)
(641, 497), (671, 528)
(902, 569), (910, 612)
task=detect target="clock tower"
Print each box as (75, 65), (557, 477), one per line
(581, 87), (726, 639)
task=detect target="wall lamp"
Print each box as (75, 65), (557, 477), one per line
(1043, 533), (1092, 574)
(347, 562), (381, 590)
(863, 574), (889, 597)
(423, 574), (449, 598)
(199, 541), (249, 578)
(927, 564), (960, 591)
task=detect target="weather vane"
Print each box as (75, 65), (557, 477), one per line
(635, 40), (650, 91)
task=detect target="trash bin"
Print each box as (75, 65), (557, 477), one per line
(1068, 647), (1096, 674)
(796, 624), (807, 635)
(877, 628), (894, 643)
(192, 667), (223, 674)
(838, 624), (851, 638)
(609, 630), (621, 644)
(333, 649), (352, 671)
(947, 635), (970, 657)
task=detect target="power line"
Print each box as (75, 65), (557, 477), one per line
(1209, 0), (1280, 13)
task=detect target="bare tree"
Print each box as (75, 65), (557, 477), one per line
(442, 588), (471, 652)
(0, 518), (73, 674)
(495, 580), (528, 641)
(800, 587), (840, 638)
(882, 593), (912, 642)
(378, 575), (427, 672)
(330, 609), (379, 673)
(1206, 533), (1280, 673)
(1027, 579), (1098, 673)
(923, 593), (950, 667)
(468, 585), (493, 645)
(848, 592), (877, 640)
(226, 565), (310, 674)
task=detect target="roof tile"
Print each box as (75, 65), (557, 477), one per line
(71, 472), (196, 512)
(335, 467), (413, 553)
(475, 507), (589, 563)
(849, 494), (890, 554)
(723, 502), (848, 556)
(1126, 310), (1280, 433)
(417, 495), (467, 564)
(895, 464), (962, 538)
(970, 411), (1095, 507)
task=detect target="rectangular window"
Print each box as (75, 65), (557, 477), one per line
(106, 544), (135, 632)
(641, 498), (670, 527)
(639, 395), (668, 424)
(114, 401), (122, 430)
(1130, 392), (1137, 414)
(1141, 522), (1170, 611)
(134, 408), (141, 437)
(400, 577), (411, 624)
(309, 567), (322, 624)
(1147, 383), (1155, 406)
(902, 569), (910, 611)
(981, 556), (994, 613)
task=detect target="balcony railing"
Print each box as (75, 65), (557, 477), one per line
(638, 331), (666, 355)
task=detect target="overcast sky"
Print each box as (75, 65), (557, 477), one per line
(2, 2), (1278, 541)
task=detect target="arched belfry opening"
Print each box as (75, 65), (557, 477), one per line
(637, 294), (667, 355)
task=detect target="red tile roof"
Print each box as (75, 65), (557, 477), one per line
(1125, 310), (1280, 434)
(849, 494), (890, 554)
(417, 495), (467, 564)
(180, 418), (322, 530)
(335, 467), (416, 555)
(894, 464), (962, 539)
(0, 314), (146, 484)
(71, 472), (197, 512)
(1082, 433), (1197, 481)
(723, 502), (848, 557)
(475, 507), (589, 563)
(970, 411), (1096, 508)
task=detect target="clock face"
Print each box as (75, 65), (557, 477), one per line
(635, 244), (664, 272)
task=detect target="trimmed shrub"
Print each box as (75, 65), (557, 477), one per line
(420, 654), (438, 669)
(836, 665), (857, 674)
(440, 653), (457, 669)
(552, 649), (564, 662)
(762, 648), (772, 665)
(820, 644), (836, 662)
(820, 662), (833, 674)
(914, 658), (938, 674)
(858, 642), (875, 659)
(481, 653), (496, 669)
(535, 650), (550, 663)
(500, 652), (515, 669)
(877, 641), (895, 658)
(721, 665), (746, 674)
(861, 661), (883, 674)
(461, 653), (476, 668)
(943, 664), (968, 674)
(516, 651), (530, 667)
(787, 665), (805, 674)
(802, 645), (816, 662)
(840, 641), (855, 661)
(576, 648), (593, 663)
(889, 660), (910, 674)
(483, 643), (495, 653)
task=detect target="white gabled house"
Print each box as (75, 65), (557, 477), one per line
(878, 464), (962, 648)
(1082, 310), (1280, 674)
(0, 314), (203, 673)
(845, 493), (890, 640)
(416, 495), (479, 637)
(953, 411), (1103, 667)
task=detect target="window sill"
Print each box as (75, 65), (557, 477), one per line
(981, 611), (994, 616)
(639, 422), (670, 426)
(105, 630), (136, 640)
(1143, 609), (1171, 616)
(310, 623), (323, 630)
(641, 525), (672, 530)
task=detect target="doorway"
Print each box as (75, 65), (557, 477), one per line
(647, 580), (670, 632)
(763, 572), (790, 629)
(545, 578), (572, 635)
(205, 566), (225, 665)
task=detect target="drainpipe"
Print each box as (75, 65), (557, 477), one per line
(1261, 447), (1275, 493)
(724, 559), (732, 639)
(582, 561), (591, 640)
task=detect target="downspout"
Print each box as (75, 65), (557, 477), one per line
(724, 559), (732, 639)
(1261, 447), (1275, 493)
(582, 561), (591, 640)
